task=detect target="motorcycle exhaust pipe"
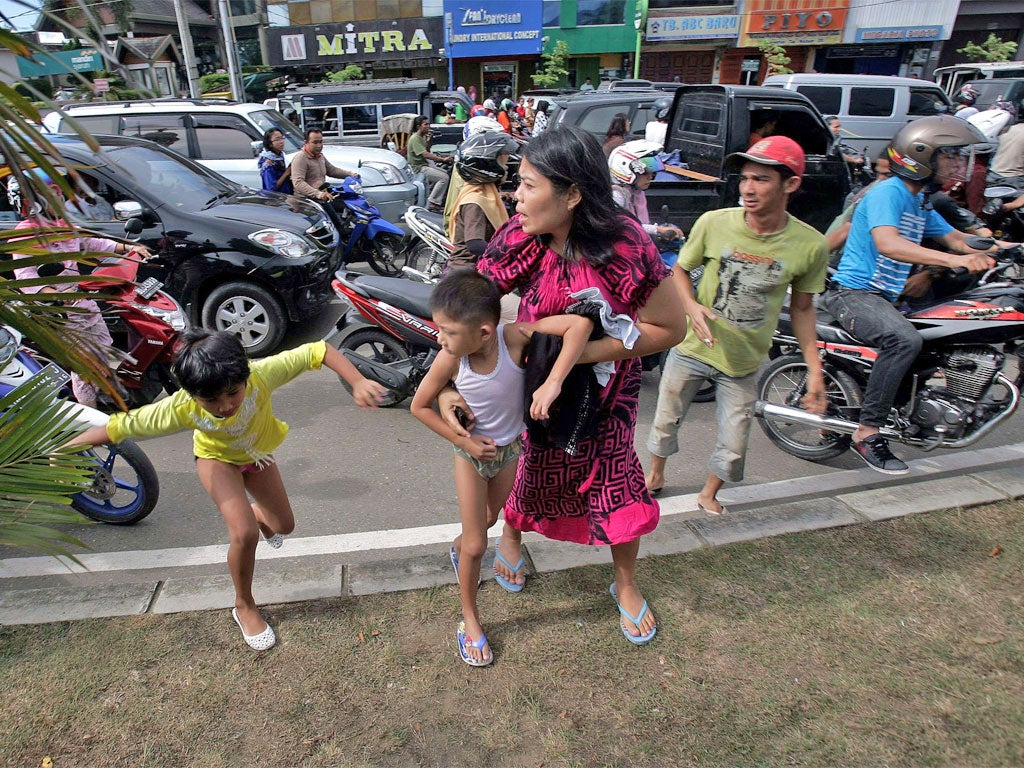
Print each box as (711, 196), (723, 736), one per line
(339, 349), (410, 394)
(753, 400), (859, 435)
(401, 265), (437, 284)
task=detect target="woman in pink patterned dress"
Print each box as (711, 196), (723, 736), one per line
(441, 127), (686, 644)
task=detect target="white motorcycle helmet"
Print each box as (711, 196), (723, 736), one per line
(6, 167), (64, 218)
(463, 115), (503, 140)
(608, 139), (665, 186)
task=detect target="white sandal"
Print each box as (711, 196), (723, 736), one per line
(232, 608), (276, 651)
(263, 533), (284, 549)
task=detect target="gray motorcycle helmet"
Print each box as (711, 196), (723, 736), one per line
(455, 130), (519, 185)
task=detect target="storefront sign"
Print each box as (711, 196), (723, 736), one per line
(266, 18), (443, 67)
(17, 48), (101, 78)
(740, 2), (848, 47)
(855, 26), (944, 43)
(443, 0), (543, 58)
(646, 14), (740, 42)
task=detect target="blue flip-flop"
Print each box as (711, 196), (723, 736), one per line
(449, 545), (481, 587)
(457, 621), (493, 667)
(609, 583), (657, 646)
(492, 536), (525, 593)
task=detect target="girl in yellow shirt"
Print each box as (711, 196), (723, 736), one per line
(71, 330), (385, 650)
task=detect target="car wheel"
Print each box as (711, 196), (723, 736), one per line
(201, 281), (286, 357)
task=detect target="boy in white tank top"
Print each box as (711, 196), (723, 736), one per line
(411, 271), (593, 667)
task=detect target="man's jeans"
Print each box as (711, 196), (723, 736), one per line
(646, 350), (757, 483)
(820, 286), (922, 428)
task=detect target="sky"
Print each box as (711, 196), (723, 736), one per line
(0, 0), (42, 32)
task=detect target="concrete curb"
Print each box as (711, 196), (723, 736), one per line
(2, 445), (1023, 626)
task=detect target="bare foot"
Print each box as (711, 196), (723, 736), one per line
(613, 581), (657, 638)
(494, 534), (525, 588)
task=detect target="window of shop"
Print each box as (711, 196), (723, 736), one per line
(849, 87), (895, 118)
(577, 0), (626, 26)
(542, 0), (560, 26)
(649, 0), (731, 6)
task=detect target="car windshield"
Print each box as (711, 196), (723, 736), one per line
(248, 109), (305, 152)
(99, 143), (237, 210)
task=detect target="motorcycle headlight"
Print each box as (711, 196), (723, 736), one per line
(130, 302), (189, 332)
(249, 229), (317, 259)
(349, 180), (364, 195)
(360, 161), (403, 185)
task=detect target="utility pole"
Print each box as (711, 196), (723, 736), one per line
(217, 0), (244, 101)
(172, 0), (200, 97)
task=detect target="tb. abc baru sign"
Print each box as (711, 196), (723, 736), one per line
(443, 1), (544, 58)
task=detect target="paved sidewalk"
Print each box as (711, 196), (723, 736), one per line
(2, 443), (1023, 627)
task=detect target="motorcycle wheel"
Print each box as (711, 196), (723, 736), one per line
(335, 327), (409, 407)
(757, 355), (862, 461)
(366, 234), (406, 277)
(404, 241), (445, 282)
(71, 439), (159, 525)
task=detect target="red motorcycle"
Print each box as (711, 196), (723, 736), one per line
(322, 269), (439, 407)
(78, 252), (188, 408)
(755, 247), (1024, 461)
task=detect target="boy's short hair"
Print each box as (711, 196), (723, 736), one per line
(171, 329), (250, 399)
(430, 271), (501, 326)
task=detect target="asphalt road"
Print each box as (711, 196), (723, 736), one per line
(14, 287), (1024, 557)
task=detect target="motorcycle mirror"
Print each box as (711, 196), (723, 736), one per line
(964, 235), (996, 251)
(123, 217), (145, 238)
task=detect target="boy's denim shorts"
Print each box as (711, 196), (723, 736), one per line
(454, 436), (522, 480)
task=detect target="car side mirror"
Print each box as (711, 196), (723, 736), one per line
(251, 139), (263, 158)
(115, 200), (145, 224)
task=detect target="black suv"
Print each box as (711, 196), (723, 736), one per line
(6, 134), (341, 356)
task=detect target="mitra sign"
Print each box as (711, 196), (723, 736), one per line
(266, 18), (443, 67)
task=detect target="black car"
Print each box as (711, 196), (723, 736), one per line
(545, 91), (673, 144)
(12, 134), (341, 356)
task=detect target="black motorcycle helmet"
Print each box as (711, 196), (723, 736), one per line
(454, 130), (519, 184)
(654, 96), (672, 121)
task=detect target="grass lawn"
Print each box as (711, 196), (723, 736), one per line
(1, 500), (1022, 767)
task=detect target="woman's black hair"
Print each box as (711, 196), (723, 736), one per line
(262, 128), (283, 152)
(522, 126), (623, 265)
(171, 329), (250, 400)
(535, 99), (549, 113)
(430, 270), (500, 326)
(605, 113), (630, 140)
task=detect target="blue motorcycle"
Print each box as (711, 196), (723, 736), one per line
(0, 326), (159, 524)
(326, 175), (407, 277)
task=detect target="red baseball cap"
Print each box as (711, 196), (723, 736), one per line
(727, 135), (806, 178)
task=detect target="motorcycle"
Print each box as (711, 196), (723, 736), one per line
(326, 175), (407, 277)
(401, 205), (456, 284)
(323, 269), (439, 407)
(0, 325), (159, 524)
(76, 250), (188, 409)
(754, 246), (1024, 463)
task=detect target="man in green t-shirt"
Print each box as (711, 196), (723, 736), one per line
(645, 136), (829, 515)
(407, 115), (452, 212)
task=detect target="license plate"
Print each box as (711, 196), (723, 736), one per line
(136, 277), (163, 300)
(4, 363), (71, 410)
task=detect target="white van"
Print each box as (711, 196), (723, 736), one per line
(762, 74), (953, 159)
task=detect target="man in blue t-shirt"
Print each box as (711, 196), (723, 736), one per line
(821, 116), (996, 474)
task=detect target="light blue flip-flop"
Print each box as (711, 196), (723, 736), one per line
(609, 583), (657, 645)
(492, 536), (525, 593)
(457, 621), (493, 667)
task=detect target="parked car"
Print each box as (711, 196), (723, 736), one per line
(762, 73), (953, 159)
(42, 99), (425, 223)
(1, 133), (342, 356)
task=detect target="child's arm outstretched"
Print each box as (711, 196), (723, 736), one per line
(410, 350), (497, 461)
(322, 343), (387, 408)
(513, 314), (595, 420)
(64, 424), (113, 450)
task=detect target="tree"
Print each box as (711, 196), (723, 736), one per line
(757, 40), (792, 78)
(325, 65), (364, 83)
(531, 37), (569, 88)
(957, 34), (1018, 63)
(0, 27), (130, 559)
